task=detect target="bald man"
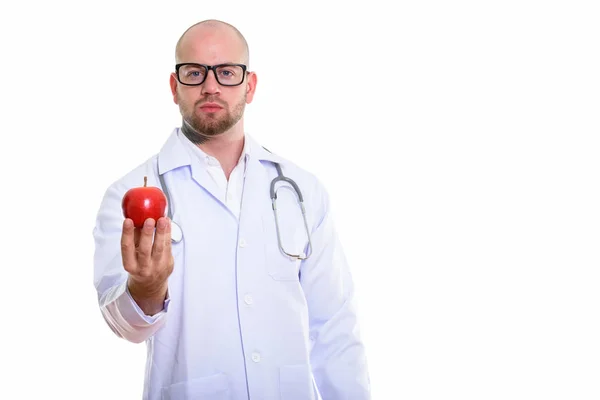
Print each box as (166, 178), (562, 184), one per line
(93, 19), (371, 400)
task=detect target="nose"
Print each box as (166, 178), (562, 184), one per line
(201, 69), (221, 95)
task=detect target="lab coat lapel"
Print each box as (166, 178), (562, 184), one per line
(237, 135), (287, 253)
(239, 134), (288, 219)
(158, 128), (225, 207)
(240, 134), (285, 220)
(189, 158), (224, 206)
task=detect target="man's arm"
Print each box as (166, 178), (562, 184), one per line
(97, 278), (169, 343)
(301, 181), (371, 399)
(93, 182), (172, 344)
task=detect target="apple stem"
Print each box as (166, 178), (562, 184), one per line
(144, 176), (147, 187)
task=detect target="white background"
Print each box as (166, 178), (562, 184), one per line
(0, 0), (599, 399)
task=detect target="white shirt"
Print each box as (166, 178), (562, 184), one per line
(179, 133), (248, 219)
(92, 128), (371, 399)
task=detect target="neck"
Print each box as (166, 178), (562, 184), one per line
(181, 119), (208, 144)
(181, 119), (245, 180)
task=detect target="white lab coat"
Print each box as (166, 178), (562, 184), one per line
(93, 128), (370, 399)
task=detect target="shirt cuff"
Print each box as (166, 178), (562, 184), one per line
(119, 282), (170, 325)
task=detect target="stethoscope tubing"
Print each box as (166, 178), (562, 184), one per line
(157, 154), (312, 260)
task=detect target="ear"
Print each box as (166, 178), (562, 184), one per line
(169, 73), (179, 104)
(245, 72), (258, 104)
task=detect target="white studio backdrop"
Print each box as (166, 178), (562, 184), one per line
(0, 0), (599, 399)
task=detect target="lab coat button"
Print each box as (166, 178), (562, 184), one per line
(251, 352), (261, 362)
(239, 239), (247, 248)
(244, 295), (253, 305)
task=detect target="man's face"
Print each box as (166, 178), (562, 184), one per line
(170, 27), (256, 137)
(177, 75), (247, 137)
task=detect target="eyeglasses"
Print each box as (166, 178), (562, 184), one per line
(175, 63), (247, 86)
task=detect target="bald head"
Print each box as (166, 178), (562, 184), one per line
(175, 19), (249, 67)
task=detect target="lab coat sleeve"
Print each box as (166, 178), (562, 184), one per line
(93, 181), (170, 344)
(301, 181), (371, 399)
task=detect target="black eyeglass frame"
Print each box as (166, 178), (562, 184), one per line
(175, 63), (248, 87)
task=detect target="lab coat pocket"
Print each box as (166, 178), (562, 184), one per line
(161, 372), (232, 400)
(279, 364), (315, 400)
(267, 253), (302, 281)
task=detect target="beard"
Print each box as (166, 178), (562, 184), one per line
(179, 93), (246, 144)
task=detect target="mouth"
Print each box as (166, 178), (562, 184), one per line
(199, 103), (223, 113)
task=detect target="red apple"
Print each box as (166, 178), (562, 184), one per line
(122, 176), (168, 228)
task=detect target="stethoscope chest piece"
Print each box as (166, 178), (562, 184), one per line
(171, 220), (183, 243)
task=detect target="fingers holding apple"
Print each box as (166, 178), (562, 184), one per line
(121, 217), (138, 274)
(135, 218), (159, 271)
(152, 216), (173, 264)
(120, 177), (174, 295)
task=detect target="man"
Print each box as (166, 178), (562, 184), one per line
(93, 19), (370, 399)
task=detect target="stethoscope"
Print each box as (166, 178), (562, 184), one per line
(157, 154), (313, 261)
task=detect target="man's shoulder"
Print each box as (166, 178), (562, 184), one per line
(105, 154), (160, 196)
(249, 134), (311, 174)
(252, 140), (329, 206)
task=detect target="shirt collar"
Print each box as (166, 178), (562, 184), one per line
(158, 127), (284, 175)
(179, 130), (251, 168)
